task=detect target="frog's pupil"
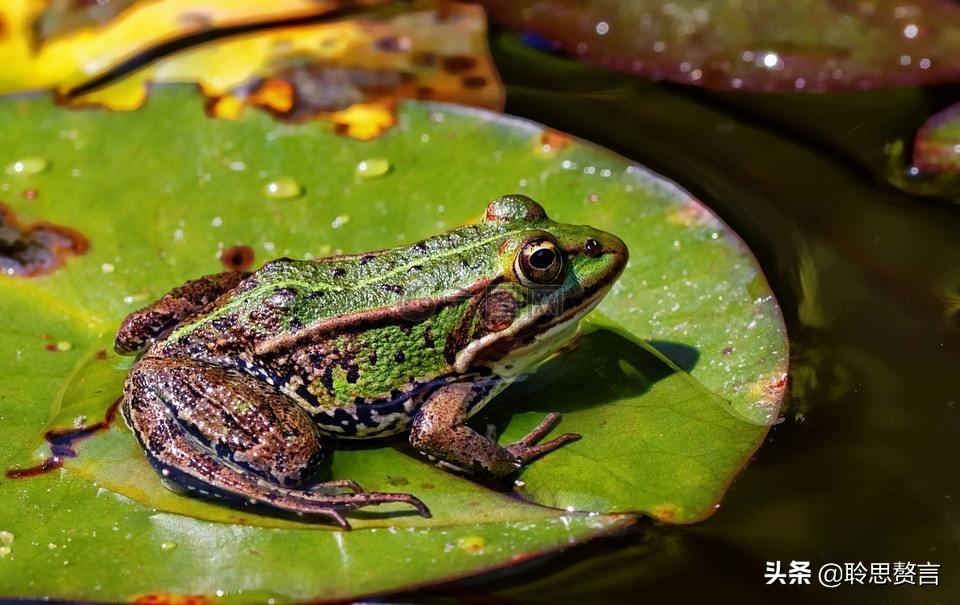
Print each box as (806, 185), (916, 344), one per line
(530, 248), (556, 269)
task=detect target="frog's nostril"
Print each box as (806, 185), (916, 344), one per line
(584, 239), (602, 258)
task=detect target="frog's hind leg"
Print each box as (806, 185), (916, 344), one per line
(115, 271), (249, 355)
(123, 358), (430, 529)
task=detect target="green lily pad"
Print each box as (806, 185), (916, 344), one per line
(0, 87), (785, 601)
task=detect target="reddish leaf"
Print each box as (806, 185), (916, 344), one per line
(483, 0), (960, 92)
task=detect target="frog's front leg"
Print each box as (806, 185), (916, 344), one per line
(410, 382), (581, 478)
(123, 357), (430, 529)
(115, 271), (249, 355)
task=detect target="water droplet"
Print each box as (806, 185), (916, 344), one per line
(331, 215), (350, 229)
(160, 542), (177, 551)
(0, 531), (13, 557)
(903, 23), (919, 39)
(762, 52), (780, 69)
(595, 21), (610, 35)
(355, 158), (391, 180)
(262, 177), (302, 199)
(211, 216), (223, 228)
(55, 341), (72, 352)
(6, 157), (49, 176)
(919, 57), (932, 70)
(101, 263), (115, 273)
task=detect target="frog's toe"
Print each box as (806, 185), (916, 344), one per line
(309, 478), (364, 494)
(507, 432), (581, 466)
(505, 413), (581, 465)
(281, 483), (431, 518)
(299, 507), (351, 530)
(513, 412), (564, 447)
(366, 492), (431, 518)
(310, 490), (432, 518)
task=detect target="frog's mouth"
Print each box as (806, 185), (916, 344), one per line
(454, 279), (613, 375)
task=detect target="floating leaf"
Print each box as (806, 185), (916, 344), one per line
(482, 0), (960, 92)
(914, 102), (960, 173)
(0, 88), (785, 601)
(0, 1), (503, 139)
(0, 0), (347, 92)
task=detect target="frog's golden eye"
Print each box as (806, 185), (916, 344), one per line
(515, 237), (563, 285)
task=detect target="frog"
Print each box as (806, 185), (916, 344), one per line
(115, 195), (628, 529)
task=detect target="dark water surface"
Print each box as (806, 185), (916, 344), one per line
(413, 32), (960, 604)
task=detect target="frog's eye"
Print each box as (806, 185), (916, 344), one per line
(515, 237), (563, 285)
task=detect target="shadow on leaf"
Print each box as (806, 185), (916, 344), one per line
(491, 329), (700, 420)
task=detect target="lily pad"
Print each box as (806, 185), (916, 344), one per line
(0, 87), (785, 601)
(0, 0), (504, 139)
(483, 0), (960, 92)
(914, 102), (960, 174)
(0, 0), (347, 92)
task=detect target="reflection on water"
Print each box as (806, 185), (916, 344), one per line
(412, 32), (960, 602)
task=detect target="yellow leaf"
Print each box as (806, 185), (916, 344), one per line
(0, 0), (504, 139)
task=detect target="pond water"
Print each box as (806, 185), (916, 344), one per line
(411, 32), (960, 602)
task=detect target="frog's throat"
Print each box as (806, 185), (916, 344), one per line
(454, 282), (610, 375)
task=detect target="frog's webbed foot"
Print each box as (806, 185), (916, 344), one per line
(410, 383), (581, 479)
(115, 271), (249, 355)
(504, 412), (581, 466)
(123, 358), (430, 529)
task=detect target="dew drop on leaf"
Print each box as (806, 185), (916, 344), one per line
(0, 531), (12, 557)
(6, 157), (50, 176)
(355, 158), (392, 180)
(262, 177), (302, 199)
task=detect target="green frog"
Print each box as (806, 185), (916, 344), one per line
(115, 195), (628, 529)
